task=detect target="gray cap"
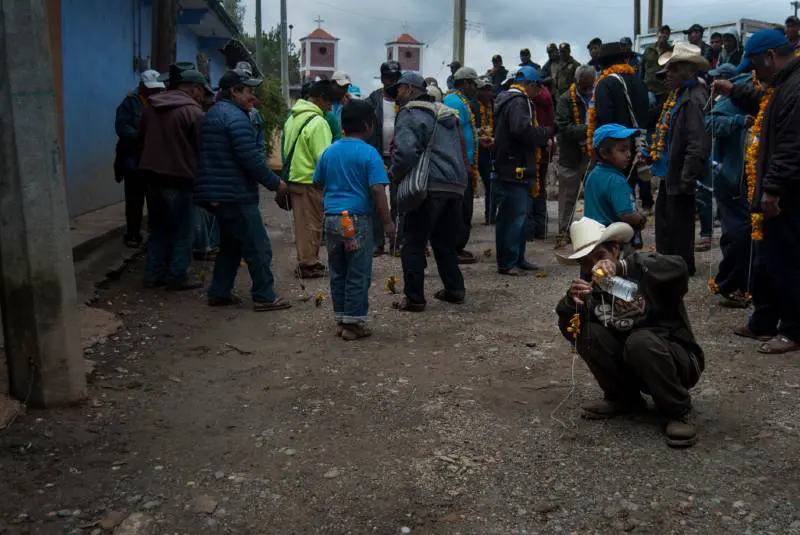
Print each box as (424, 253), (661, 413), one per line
(454, 66), (478, 81)
(385, 71), (427, 99)
(476, 76), (493, 89)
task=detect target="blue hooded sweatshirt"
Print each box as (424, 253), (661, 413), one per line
(705, 73), (752, 188)
(443, 90), (477, 166)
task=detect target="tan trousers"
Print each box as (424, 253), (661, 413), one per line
(557, 159), (589, 235)
(289, 183), (323, 267)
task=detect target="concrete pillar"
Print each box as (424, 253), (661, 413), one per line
(0, 0), (86, 406)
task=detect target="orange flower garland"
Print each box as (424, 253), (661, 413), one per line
(450, 90), (480, 189)
(566, 312), (581, 340)
(649, 90), (678, 163)
(510, 83), (543, 199)
(586, 64), (637, 151)
(745, 87), (773, 242)
(569, 84), (588, 155)
(478, 102), (493, 134)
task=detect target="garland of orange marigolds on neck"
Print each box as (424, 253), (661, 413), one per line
(510, 83), (543, 198)
(649, 90), (678, 163)
(586, 64), (636, 151)
(478, 102), (493, 134)
(569, 84), (588, 155)
(451, 90), (480, 189)
(746, 85), (773, 242)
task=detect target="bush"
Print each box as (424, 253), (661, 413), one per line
(254, 77), (287, 158)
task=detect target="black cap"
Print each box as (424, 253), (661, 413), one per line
(688, 23), (704, 34)
(547, 43), (558, 51)
(218, 68), (262, 90)
(306, 78), (335, 100)
(587, 37), (602, 50)
(659, 24), (671, 33)
(787, 15), (800, 25)
(380, 60), (401, 76)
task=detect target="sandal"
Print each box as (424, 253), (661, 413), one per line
(758, 335), (800, 355)
(720, 291), (750, 309)
(434, 289), (465, 304)
(733, 325), (775, 342)
(253, 298), (292, 312)
(341, 323), (372, 341)
(458, 251), (478, 265)
(392, 298), (426, 312)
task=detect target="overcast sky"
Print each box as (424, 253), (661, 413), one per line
(241, 0), (791, 92)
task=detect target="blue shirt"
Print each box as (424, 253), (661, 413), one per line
(313, 138), (389, 216)
(584, 162), (636, 226)
(443, 91), (476, 165)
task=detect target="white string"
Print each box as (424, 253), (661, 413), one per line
(549, 353), (578, 432)
(707, 86), (718, 287)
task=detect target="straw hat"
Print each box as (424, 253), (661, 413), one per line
(657, 41), (710, 70)
(556, 218), (634, 265)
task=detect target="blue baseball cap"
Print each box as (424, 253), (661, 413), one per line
(592, 123), (639, 150)
(708, 63), (737, 79)
(515, 65), (542, 82)
(737, 28), (790, 74)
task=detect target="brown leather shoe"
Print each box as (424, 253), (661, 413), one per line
(664, 413), (698, 448)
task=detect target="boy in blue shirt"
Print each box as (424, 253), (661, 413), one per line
(313, 100), (394, 341)
(584, 124), (647, 235)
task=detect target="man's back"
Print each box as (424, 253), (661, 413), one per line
(313, 138), (389, 216)
(283, 99), (333, 184)
(139, 90), (204, 180)
(595, 73), (649, 129)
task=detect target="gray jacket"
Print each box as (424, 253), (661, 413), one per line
(390, 99), (467, 196)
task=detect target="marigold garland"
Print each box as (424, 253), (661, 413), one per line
(586, 64), (637, 151)
(569, 84), (588, 155)
(508, 83), (543, 199)
(708, 277), (719, 295)
(566, 312), (582, 340)
(450, 90), (480, 190)
(649, 90), (678, 163)
(745, 87), (773, 241)
(478, 101), (493, 135)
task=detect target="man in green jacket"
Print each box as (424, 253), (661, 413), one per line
(282, 79), (334, 278)
(554, 43), (581, 97)
(641, 25), (673, 128)
(555, 65), (595, 241)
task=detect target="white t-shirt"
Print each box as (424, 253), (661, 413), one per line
(382, 98), (396, 157)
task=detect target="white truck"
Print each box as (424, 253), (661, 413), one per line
(635, 18), (781, 52)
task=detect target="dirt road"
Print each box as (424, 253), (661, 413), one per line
(2, 201), (800, 535)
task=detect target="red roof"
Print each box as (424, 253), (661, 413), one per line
(303, 27), (337, 41)
(390, 33), (422, 45)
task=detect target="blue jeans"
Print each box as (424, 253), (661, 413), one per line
(145, 186), (193, 285)
(525, 175), (547, 240)
(326, 214), (374, 324)
(208, 203), (278, 304)
(193, 206), (220, 253)
(495, 180), (530, 271)
(697, 178), (713, 238)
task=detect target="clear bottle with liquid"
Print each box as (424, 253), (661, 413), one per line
(593, 269), (638, 302)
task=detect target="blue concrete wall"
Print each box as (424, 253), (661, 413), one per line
(59, 0), (233, 217)
(60, 0), (140, 217)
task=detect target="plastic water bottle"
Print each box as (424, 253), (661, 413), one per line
(341, 211), (356, 239)
(594, 269), (639, 302)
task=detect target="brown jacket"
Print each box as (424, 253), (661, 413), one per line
(139, 90), (205, 181)
(665, 82), (710, 196)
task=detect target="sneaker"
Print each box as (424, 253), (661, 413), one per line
(341, 322), (372, 341)
(458, 251), (478, 264)
(208, 294), (244, 307)
(694, 237), (712, 252)
(166, 280), (204, 292)
(517, 260), (540, 271)
(720, 290), (749, 309)
(581, 398), (647, 420)
(664, 412), (698, 448)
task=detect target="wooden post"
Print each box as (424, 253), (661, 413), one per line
(152, 0), (177, 73)
(634, 0), (641, 38)
(0, 0), (86, 407)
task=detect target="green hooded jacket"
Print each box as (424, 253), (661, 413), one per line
(281, 99), (333, 184)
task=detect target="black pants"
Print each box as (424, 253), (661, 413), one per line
(456, 180), (474, 253)
(759, 208), (800, 342)
(124, 170), (149, 240)
(577, 323), (701, 418)
(374, 181), (404, 252)
(401, 194), (465, 305)
(714, 179), (751, 295)
(655, 186), (696, 276)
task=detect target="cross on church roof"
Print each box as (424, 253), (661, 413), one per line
(314, 15), (325, 28)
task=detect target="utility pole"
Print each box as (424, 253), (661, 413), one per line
(792, 1), (800, 17)
(452, 0), (466, 65)
(151, 0), (177, 72)
(0, 0), (86, 406)
(280, 0), (290, 104)
(255, 0), (263, 72)
(633, 0), (641, 38)
(647, 0), (663, 33)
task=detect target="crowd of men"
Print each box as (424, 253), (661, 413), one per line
(114, 16), (800, 447)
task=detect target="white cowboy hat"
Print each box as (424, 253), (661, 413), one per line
(657, 41), (711, 70)
(556, 218), (635, 265)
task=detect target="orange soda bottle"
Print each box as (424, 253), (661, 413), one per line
(341, 210), (356, 239)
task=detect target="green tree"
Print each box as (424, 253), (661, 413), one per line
(243, 26), (302, 84)
(220, 0), (245, 32)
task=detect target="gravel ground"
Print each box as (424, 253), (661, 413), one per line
(2, 197), (800, 535)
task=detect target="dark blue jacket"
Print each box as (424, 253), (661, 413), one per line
(705, 73), (751, 188)
(196, 99), (280, 204)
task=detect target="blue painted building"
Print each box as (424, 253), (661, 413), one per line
(56, 0), (239, 217)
